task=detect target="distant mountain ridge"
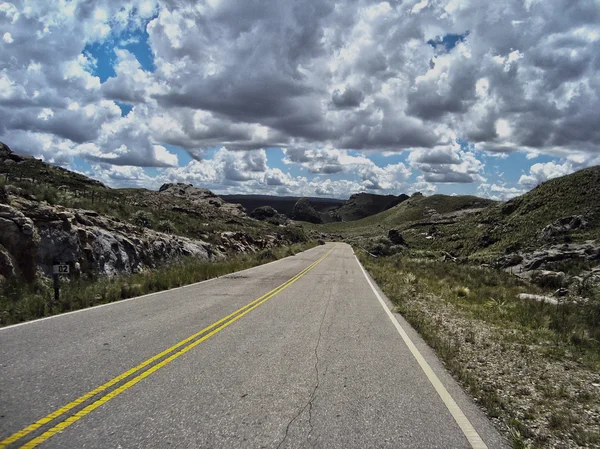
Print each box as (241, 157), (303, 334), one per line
(221, 192), (410, 223)
(220, 194), (344, 218)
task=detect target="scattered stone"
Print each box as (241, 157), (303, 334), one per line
(519, 293), (558, 304)
(539, 215), (590, 240)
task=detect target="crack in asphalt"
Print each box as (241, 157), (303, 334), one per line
(276, 277), (335, 449)
(307, 287), (334, 448)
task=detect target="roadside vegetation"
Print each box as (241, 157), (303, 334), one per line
(359, 252), (600, 449)
(0, 242), (317, 326)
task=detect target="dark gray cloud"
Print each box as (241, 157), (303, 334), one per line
(331, 87), (364, 109)
(422, 171), (477, 183)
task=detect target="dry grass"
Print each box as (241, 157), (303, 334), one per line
(360, 252), (600, 449)
(0, 242), (317, 326)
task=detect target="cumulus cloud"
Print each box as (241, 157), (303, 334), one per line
(283, 147), (411, 190)
(153, 147), (412, 197)
(478, 183), (526, 201)
(1, 0), (600, 195)
(408, 144), (485, 183)
(519, 161), (577, 187)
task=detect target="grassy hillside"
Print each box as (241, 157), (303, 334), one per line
(309, 194), (494, 238)
(471, 166), (600, 253)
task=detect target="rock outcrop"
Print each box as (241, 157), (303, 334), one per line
(0, 203), (39, 281)
(0, 197), (217, 281)
(291, 198), (322, 224)
(539, 215), (589, 240)
(158, 183), (246, 218)
(250, 206), (288, 225)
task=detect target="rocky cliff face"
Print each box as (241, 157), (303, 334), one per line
(0, 194), (217, 281)
(0, 189), (294, 283)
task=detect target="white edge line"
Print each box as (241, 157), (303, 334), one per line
(0, 244), (326, 331)
(355, 255), (489, 449)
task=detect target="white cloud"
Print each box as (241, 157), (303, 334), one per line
(478, 183), (525, 201)
(1, 0), (599, 197)
(518, 161), (575, 187)
(408, 144), (485, 183)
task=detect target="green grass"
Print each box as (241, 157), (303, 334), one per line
(305, 194), (493, 238)
(0, 242), (317, 326)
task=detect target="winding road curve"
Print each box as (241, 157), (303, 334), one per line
(0, 243), (508, 448)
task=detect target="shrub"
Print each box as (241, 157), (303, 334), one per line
(257, 249), (276, 262)
(157, 220), (175, 234)
(131, 210), (153, 229)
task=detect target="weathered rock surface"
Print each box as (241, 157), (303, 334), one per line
(158, 183), (246, 218)
(0, 203), (39, 281)
(503, 241), (600, 272)
(539, 215), (590, 240)
(0, 197), (217, 280)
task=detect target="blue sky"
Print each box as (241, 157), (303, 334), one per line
(2, 0), (598, 200)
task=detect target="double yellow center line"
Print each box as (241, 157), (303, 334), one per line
(1, 245), (336, 449)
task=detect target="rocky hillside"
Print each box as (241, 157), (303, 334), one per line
(0, 143), (306, 284)
(334, 192), (409, 221)
(0, 142), (104, 190)
(320, 166), (600, 292)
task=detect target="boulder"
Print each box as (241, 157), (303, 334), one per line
(250, 206), (278, 220)
(531, 270), (566, 288)
(539, 215), (589, 240)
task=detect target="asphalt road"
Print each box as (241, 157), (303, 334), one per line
(0, 243), (509, 448)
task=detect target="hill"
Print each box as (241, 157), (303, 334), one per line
(0, 142), (307, 285)
(335, 192), (409, 221)
(221, 194), (344, 217)
(311, 193), (495, 237)
(222, 192), (410, 223)
(309, 166), (600, 285)
(461, 165), (600, 257)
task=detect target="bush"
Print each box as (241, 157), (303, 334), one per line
(131, 210), (153, 229)
(157, 220), (175, 234)
(257, 249), (276, 262)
